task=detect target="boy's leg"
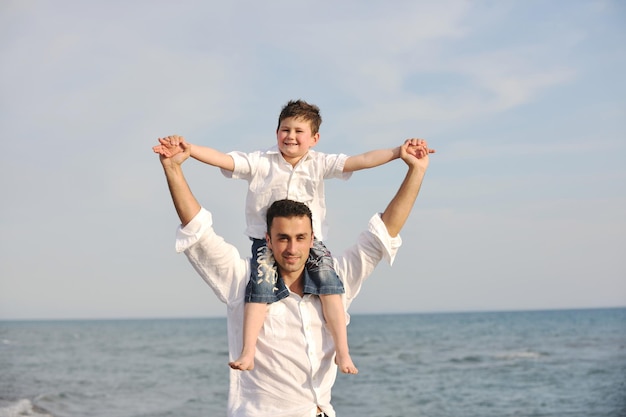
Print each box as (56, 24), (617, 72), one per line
(319, 294), (358, 374)
(229, 302), (267, 371)
(307, 240), (357, 374)
(232, 238), (288, 371)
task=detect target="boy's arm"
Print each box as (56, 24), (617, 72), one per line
(153, 135), (235, 172)
(343, 147), (400, 172)
(188, 143), (235, 172)
(342, 139), (434, 173)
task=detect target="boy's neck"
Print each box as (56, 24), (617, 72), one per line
(281, 151), (308, 167)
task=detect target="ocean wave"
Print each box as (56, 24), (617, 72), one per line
(495, 350), (546, 360)
(0, 399), (53, 417)
(448, 350), (546, 365)
(450, 355), (484, 363)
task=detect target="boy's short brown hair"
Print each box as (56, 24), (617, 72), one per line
(277, 100), (322, 135)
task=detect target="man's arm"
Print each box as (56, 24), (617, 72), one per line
(335, 138), (432, 305)
(342, 139), (434, 173)
(380, 138), (430, 237)
(154, 135), (235, 172)
(157, 139), (249, 305)
(160, 140), (202, 227)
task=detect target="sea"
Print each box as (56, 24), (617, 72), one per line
(1, 308), (624, 417)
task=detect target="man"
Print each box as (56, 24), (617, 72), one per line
(159, 138), (431, 417)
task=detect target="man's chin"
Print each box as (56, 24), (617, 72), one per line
(280, 262), (303, 273)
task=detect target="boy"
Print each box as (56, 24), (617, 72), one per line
(153, 100), (432, 374)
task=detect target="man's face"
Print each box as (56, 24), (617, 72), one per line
(266, 215), (314, 276)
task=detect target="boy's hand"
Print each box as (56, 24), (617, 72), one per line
(401, 138), (433, 170)
(158, 137), (191, 169)
(405, 138), (435, 159)
(152, 135), (186, 157)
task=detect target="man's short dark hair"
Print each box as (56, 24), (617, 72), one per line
(266, 199), (313, 232)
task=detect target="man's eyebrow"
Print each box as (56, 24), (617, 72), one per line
(274, 232), (310, 238)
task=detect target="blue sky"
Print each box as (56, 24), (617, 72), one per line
(1, 0), (624, 320)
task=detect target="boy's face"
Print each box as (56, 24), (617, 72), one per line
(276, 117), (319, 163)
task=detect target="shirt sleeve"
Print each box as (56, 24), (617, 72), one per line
(333, 213), (402, 308)
(367, 212), (402, 265)
(175, 208), (249, 305)
(221, 150), (255, 180)
(175, 208), (214, 253)
(321, 152), (352, 181)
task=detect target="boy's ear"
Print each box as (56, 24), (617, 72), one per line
(312, 132), (320, 145)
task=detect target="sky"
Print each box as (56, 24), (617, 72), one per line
(1, 0), (624, 320)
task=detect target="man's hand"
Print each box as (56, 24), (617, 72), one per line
(153, 135), (185, 158)
(158, 136), (191, 169)
(402, 138), (433, 170)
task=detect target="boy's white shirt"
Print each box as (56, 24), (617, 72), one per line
(221, 147), (352, 240)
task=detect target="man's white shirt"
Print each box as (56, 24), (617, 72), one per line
(175, 208), (401, 417)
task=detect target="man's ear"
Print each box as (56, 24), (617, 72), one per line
(310, 232), (315, 248)
(265, 233), (272, 249)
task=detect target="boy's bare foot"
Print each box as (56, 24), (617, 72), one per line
(336, 352), (358, 374)
(228, 352), (255, 371)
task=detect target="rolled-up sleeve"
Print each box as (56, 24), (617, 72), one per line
(322, 152), (352, 181)
(367, 212), (402, 265)
(174, 207), (248, 305)
(222, 151), (254, 180)
(175, 209), (214, 253)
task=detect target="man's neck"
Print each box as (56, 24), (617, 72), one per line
(281, 271), (305, 296)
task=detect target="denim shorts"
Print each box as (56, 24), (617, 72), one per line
(245, 238), (345, 303)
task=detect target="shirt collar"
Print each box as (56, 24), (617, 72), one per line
(267, 145), (313, 161)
